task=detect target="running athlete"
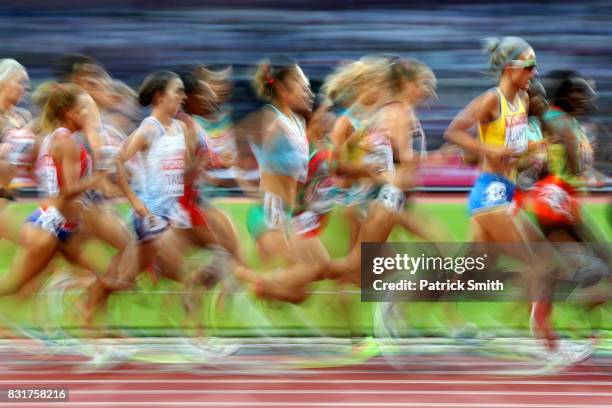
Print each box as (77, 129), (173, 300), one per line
(235, 56), (331, 303)
(516, 80), (548, 191)
(165, 69), (244, 271)
(111, 71), (235, 294)
(0, 83), (105, 297)
(0, 59), (35, 193)
(281, 57), (447, 288)
(191, 65), (238, 182)
(323, 57), (390, 251)
(237, 57), (445, 301)
(330, 58), (450, 285)
(52, 58), (138, 317)
(0, 59), (34, 241)
(529, 71), (611, 347)
(290, 101), (338, 242)
(444, 37), (571, 352)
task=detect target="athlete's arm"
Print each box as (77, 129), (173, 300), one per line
(384, 103), (414, 164)
(116, 123), (154, 217)
(561, 127), (581, 176)
(79, 93), (106, 169)
(55, 134), (104, 199)
(545, 115), (580, 176)
(331, 115), (376, 178)
(329, 115), (352, 175)
(445, 91), (510, 162)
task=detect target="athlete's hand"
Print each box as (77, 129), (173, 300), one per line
(481, 145), (516, 163)
(219, 149), (235, 167)
(134, 200), (150, 218)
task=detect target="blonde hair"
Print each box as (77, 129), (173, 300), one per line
(40, 82), (83, 134)
(112, 79), (137, 101)
(382, 57), (435, 96)
(0, 59), (26, 84)
(31, 81), (56, 109)
(482, 36), (532, 74)
(322, 57), (387, 105)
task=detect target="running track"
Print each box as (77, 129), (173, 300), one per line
(1, 351), (611, 407)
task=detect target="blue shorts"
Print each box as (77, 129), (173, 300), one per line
(25, 206), (76, 243)
(468, 173), (516, 215)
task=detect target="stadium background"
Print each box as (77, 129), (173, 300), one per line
(0, 0), (611, 159)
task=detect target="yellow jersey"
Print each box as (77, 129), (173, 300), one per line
(478, 88), (529, 179)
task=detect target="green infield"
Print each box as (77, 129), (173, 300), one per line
(0, 201), (609, 338)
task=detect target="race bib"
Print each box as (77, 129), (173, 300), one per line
(536, 183), (576, 222)
(376, 184), (405, 213)
(264, 193), (287, 230)
(161, 153), (185, 197)
(95, 145), (121, 172)
(5, 128), (35, 166)
(505, 114), (528, 154)
(484, 181), (507, 205)
(365, 135), (393, 174)
(45, 162), (60, 198)
(38, 206), (66, 236)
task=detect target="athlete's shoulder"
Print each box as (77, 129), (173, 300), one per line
(463, 88), (500, 124)
(138, 116), (164, 137)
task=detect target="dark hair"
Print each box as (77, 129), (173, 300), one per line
(545, 70), (595, 113)
(253, 55), (299, 101)
(177, 65), (204, 96)
(138, 71), (179, 107)
(528, 79), (546, 98)
(53, 53), (105, 82)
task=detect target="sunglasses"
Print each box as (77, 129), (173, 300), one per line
(507, 59), (537, 70)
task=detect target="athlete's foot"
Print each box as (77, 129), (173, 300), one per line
(83, 281), (110, 328)
(234, 265), (257, 284)
(544, 339), (596, 371)
(531, 301), (559, 352)
(194, 249), (233, 287)
(182, 276), (201, 315)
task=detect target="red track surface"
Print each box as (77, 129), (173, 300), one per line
(1, 354), (611, 407)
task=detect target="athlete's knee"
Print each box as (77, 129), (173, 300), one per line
(0, 274), (31, 296)
(285, 289), (308, 304)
